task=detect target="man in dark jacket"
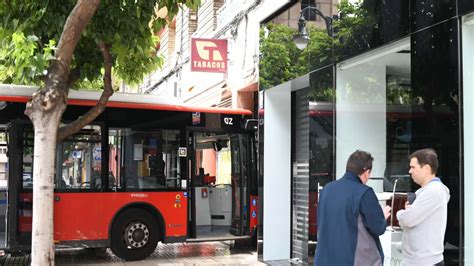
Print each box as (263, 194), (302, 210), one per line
(314, 150), (391, 266)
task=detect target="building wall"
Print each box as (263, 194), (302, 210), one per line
(142, 0), (262, 110)
(263, 81), (292, 261)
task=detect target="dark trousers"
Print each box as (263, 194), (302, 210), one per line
(434, 260), (444, 266)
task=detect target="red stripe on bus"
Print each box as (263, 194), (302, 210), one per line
(0, 95), (252, 115)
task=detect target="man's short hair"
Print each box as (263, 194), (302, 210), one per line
(409, 148), (438, 175)
(346, 150), (374, 175)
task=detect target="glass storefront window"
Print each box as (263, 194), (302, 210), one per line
(289, 66), (335, 261)
(259, 2), (335, 91)
(337, 0), (410, 61)
(459, 0), (474, 16)
(411, 0), (455, 32)
(335, 21), (460, 262)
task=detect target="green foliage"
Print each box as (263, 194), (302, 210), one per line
(386, 76), (416, 105)
(259, 23), (333, 91)
(333, 0), (375, 57)
(259, 0), (373, 91)
(0, 0), (200, 87)
(258, 23), (306, 90)
(0, 31), (56, 84)
(74, 78), (105, 91)
(298, 25), (333, 72)
(309, 86), (335, 102)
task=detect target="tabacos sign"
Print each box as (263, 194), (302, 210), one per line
(191, 38), (227, 73)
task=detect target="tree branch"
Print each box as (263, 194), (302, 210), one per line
(45, 0), (100, 90)
(58, 41), (114, 141)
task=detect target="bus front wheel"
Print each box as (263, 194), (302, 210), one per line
(110, 208), (159, 261)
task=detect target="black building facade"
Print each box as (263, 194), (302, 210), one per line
(258, 0), (474, 264)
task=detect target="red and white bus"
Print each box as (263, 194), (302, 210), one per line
(0, 84), (258, 261)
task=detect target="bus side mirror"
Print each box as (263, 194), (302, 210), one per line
(244, 119), (258, 130)
(213, 141), (222, 151)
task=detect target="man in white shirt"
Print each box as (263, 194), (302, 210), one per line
(396, 148), (450, 266)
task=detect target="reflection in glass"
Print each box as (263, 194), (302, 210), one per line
(459, 0), (474, 15)
(334, 18), (460, 262)
(411, 0), (455, 32)
(292, 87), (311, 261)
(259, 1), (334, 91)
(336, 0), (409, 60)
(290, 66), (335, 262)
(411, 18), (459, 263)
(308, 66), (334, 189)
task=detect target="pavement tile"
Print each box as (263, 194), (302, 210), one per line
(1, 241), (265, 265)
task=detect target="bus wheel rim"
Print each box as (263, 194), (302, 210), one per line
(124, 221), (150, 248)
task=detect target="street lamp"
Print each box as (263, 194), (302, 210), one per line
(293, 6), (334, 50)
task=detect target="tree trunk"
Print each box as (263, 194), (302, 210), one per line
(27, 89), (66, 266)
(23, 1), (100, 264)
(31, 117), (60, 265)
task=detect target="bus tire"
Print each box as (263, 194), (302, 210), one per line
(110, 208), (159, 261)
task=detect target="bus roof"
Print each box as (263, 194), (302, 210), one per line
(0, 84), (252, 115)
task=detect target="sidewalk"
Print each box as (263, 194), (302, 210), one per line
(1, 241), (289, 265)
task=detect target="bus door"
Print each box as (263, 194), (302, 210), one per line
(5, 121), (33, 249)
(187, 131), (251, 239)
(229, 134), (250, 236)
(5, 121), (106, 249)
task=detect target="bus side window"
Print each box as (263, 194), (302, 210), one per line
(108, 130), (125, 191)
(115, 128), (181, 191)
(56, 125), (102, 191)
